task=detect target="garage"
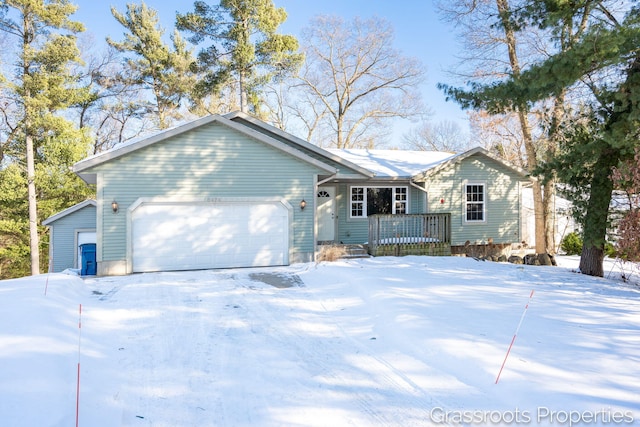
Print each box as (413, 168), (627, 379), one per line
(131, 200), (290, 273)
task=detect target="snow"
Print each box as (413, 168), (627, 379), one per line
(1, 256), (639, 427)
(328, 149), (456, 178)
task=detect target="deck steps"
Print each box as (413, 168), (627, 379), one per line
(316, 244), (371, 261)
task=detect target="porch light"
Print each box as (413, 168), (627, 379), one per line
(300, 199), (307, 210)
(111, 200), (119, 214)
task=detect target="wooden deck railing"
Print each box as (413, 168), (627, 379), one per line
(368, 213), (451, 256)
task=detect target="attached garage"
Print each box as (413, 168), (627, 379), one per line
(130, 199), (291, 273)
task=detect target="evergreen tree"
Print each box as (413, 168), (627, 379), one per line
(442, 2), (640, 277)
(0, 0), (93, 277)
(109, 2), (197, 129)
(176, 0), (303, 114)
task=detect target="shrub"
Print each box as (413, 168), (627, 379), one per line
(317, 245), (347, 262)
(561, 232), (583, 255)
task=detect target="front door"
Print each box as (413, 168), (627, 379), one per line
(317, 187), (336, 242)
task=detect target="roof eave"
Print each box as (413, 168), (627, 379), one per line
(412, 147), (533, 181)
(42, 199), (97, 226)
(225, 112), (375, 178)
(73, 113), (338, 176)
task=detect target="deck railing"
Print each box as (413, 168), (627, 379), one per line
(368, 213), (451, 256)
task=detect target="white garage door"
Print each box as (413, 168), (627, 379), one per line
(131, 201), (289, 272)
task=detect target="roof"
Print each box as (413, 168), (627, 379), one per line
(327, 149), (456, 178)
(224, 112), (374, 178)
(328, 147), (531, 181)
(42, 200), (96, 226)
(71, 112), (531, 184)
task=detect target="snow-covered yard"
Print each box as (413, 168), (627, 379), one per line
(1, 256), (639, 426)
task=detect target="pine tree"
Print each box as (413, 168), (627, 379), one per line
(0, 0), (92, 277)
(442, 2), (640, 277)
(176, 0), (303, 114)
(109, 2), (196, 129)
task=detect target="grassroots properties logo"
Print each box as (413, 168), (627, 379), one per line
(428, 407), (636, 426)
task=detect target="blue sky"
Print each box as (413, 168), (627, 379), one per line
(72, 1), (468, 144)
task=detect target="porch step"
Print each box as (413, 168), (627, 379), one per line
(316, 244), (371, 261)
(341, 244), (371, 259)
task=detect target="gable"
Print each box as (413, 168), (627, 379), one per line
(414, 148), (530, 182)
(42, 200), (97, 226)
(73, 115), (337, 184)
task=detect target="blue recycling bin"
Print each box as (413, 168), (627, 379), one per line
(80, 243), (97, 276)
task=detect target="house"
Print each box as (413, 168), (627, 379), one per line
(54, 112), (531, 276)
(42, 199), (97, 273)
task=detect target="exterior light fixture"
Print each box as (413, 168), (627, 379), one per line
(111, 200), (119, 214)
(300, 199), (307, 210)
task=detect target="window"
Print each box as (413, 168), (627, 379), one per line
(465, 183), (485, 222)
(350, 186), (408, 218)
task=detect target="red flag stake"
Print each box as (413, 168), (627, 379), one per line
(76, 304), (82, 427)
(495, 290), (534, 384)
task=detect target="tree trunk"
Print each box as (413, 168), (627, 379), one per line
(497, 0), (546, 254)
(578, 148), (617, 277)
(23, 18), (40, 275)
(544, 92), (564, 255)
(26, 131), (40, 276)
(543, 180), (556, 253)
(239, 70), (248, 113)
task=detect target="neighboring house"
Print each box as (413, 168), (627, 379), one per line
(521, 188), (578, 253)
(42, 200), (97, 273)
(55, 111), (531, 276)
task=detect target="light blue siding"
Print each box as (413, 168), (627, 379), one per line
(46, 205), (96, 272)
(423, 156), (523, 245)
(331, 182), (426, 244)
(87, 122), (325, 269)
(328, 154), (524, 247)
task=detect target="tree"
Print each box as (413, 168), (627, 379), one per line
(438, 0), (550, 254)
(176, 0), (303, 114)
(297, 15), (425, 148)
(612, 149), (640, 261)
(68, 41), (152, 154)
(403, 119), (472, 153)
(442, 2), (640, 276)
(0, 0), (92, 276)
(109, 2), (196, 130)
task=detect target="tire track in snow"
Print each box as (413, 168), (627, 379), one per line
(236, 276), (450, 427)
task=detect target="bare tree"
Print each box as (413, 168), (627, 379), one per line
(296, 15), (425, 148)
(403, 119), (472, 153)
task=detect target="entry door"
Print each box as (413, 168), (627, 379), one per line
(317, 187), (336, 241)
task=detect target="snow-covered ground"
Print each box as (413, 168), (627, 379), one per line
(1, 256), (639, 427)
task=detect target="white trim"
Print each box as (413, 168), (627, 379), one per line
(349, 185), (409, 218)
(74, 229), (96, 269)
(73, 114), (338, 184)
(225, 112), (375, 178)
(413, 147), (532, 182)
(463, 181), (487, 224)
(42, 200), (96, 225)
(125, 197), (293, 274)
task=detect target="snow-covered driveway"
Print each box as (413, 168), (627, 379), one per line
(86, 268), (440, 426)
(1, 256), (639, 426)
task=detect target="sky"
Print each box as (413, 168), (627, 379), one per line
(71, 0), (469, 146)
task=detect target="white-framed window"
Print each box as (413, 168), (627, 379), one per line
(465, 182), (485, 222)
(350, 186), (409, 218)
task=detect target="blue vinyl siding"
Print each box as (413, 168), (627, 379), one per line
(424, 156), (523, 245)
(46, 205), (96, 272)
(88, 122), (324, 265)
